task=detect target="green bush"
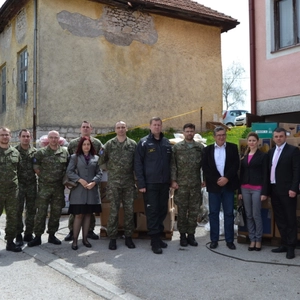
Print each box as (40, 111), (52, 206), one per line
(95, 126), (251, 145)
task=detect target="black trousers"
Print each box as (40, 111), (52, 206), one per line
(271, 185), (297, 247)
(143, 183), (169, 236)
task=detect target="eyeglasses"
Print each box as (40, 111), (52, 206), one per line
(0, 134), (10, 137)
(215, 134), (226, 137)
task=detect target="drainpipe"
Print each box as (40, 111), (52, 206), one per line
(249, 0), (257, 115)
(33, 0), (37, 145)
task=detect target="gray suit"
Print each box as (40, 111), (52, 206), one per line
(66, 154), (102, 205)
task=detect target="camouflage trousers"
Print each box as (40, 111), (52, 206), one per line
(107, 184), (135, 238)
(17, 182), (37, 235)
(68, 213), (96, 232)
(174, 185), (202, 234)
(33, 184), (65, 236)
(0, 186), (19, 241)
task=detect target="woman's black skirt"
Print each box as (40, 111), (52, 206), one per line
(68, 203), (102, 215)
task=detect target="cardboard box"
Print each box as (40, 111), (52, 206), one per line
(135, 196), (175, 232)
(134, 192), (145, 213)
(279, 123), (300, 137)
(100, 202), (124, 228)
(286, 137), (300, 150)
(239, 138), (274, 156)
(252, 123), (278, 138)
(238, 208), (274, 238)
(274, 209), (300, 239)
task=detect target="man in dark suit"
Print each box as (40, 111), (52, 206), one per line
(269, 127), (300, 259)
(202, 127), (240, 250)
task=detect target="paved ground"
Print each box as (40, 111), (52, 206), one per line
(1, 215), (300, 300)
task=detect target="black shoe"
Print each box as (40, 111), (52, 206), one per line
(24, 234), (34, 242)
(271, 246), (288, 253)
(180, 233), (188, 247)
(125, 237), (136, 249)
(151, 235), (162, 254)
(64, 231), (73, 241)
(72, 244), (78, 250)
(109, 239), (117, 250)
(210, 241), (218, 249)
(226, 242), (236, 250)
(248, 246), (255, 251)
(15, 234), (24, 246)
(48, 234), (61, 245)
(87, 231), (99, 240)
(83, 240), (92, 248)
(187, 234), (198, 246)
(6, 241), (22, 252)
(28, 236), (42, 247)
(255, 246), (262, 251)
(152, 244), (162, 254)
(286, 247), (295, 259)
(159, 239), (168, 248)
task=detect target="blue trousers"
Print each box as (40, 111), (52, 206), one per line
(208, 187), (234, 243)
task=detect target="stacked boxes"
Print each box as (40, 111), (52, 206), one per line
(100, 182), (175, 238)
(279, 122), (300, 137)
(238, 198), (274, 238)
(238, 138), (274, 156)
(136, 190), (175, 233)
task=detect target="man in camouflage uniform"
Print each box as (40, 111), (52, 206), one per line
(0, 127), (22, 252)
(64, 121), (103, 241)
(15, 129), (37, 246)
(28, 130), (69, 247)
(171, 123), (203, 247)
(99, 121), (136, 250)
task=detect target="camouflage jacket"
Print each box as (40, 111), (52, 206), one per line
(68, 136), (103, 155)
(33, 145), (68, 184)
(15, 144), (37, 184)
(0, 145), (20, 188)
(99, 136), (136, 186)
(171, 140), (204, 186)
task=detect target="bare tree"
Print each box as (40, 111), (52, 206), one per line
(223, 62), (246, 110)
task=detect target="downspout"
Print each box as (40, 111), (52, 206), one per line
(249, 0), (257, 115)
(33, 0), (37, 145)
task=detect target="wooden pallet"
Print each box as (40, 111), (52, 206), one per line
(237, 234), (281, 246)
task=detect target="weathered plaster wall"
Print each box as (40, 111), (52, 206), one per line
(0, 1), (35, 131)
(38, 0), (222, 131)
(0, 0), (223, 138)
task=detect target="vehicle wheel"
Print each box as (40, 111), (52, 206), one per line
(226, 123), (234, 128)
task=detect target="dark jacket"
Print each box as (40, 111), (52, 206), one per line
(134, 132), (172, 188)
(239, 149), (268, 195)
(202, 142), (240, 193)
(268, 143), (300, 195)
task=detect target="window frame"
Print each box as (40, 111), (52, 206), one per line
(274, 0), (300, 51)
(0, 65), (6, 113)
(18, 48), (28, 105)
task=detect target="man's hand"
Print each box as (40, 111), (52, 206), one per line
(139, 188), (146, 193)
(217, 177), (228, 186)
(171, 180), (179, 190)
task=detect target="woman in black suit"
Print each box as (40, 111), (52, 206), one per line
(238, 132), (268, 251)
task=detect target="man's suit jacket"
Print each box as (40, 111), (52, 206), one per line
(202, 142), (240, 193)
(268, 143), (300, 195)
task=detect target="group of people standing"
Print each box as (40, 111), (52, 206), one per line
(0, 120), (299, 259)
(207, 126), (300, 260)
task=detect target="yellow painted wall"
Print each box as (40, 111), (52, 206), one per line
(0, 0), (223, 133)
(0, 0), (35, 132)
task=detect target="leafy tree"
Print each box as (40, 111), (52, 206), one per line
(223, 62), (246, 109)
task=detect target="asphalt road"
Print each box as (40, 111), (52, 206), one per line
(1, 215), (300, 300)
